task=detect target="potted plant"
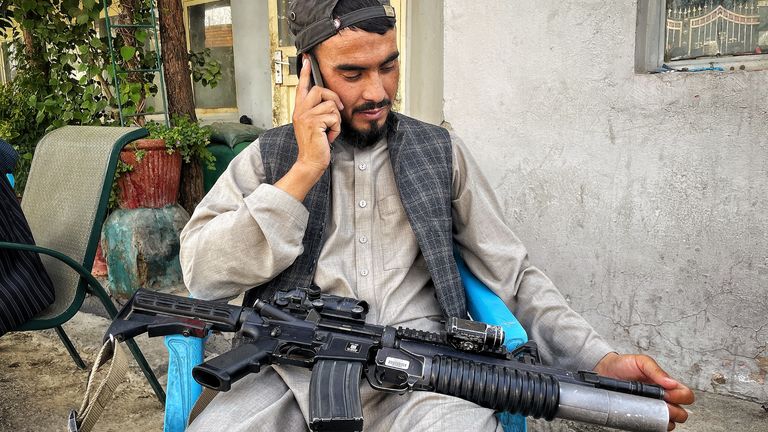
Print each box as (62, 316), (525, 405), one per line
(112, 115), (215, 210)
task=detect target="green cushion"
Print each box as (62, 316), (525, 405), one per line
(204, 145), (232, 192)
(203, 140), (255, 192)
(209, 122), (264, 149)
(233, 141), (251, 154)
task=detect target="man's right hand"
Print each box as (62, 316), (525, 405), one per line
(275, 56), (344, 202)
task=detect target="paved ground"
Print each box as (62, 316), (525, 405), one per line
(1, 290), (766, 431)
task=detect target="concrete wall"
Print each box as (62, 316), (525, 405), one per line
(230, 0), (272, 129)
(404, 0), (444, 125)
(443, 0), (768, 402)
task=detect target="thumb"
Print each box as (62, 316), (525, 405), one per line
(637, 356), (678, 389)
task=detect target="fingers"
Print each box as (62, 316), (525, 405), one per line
(293, 68), (343, 139)
(313, 112), (341, 139)
(630, 355), (694, 430)
(664, 381), (695, 406)
(292, 55), (343, 174)
(311, 99), (341, 115)
(596, 353), (695, 430)
(667, 401), (692, 431)
(326, 114), (341, 143)
(301, 86), (343, 113)
(296, 57), (310, 104)
(636, 355), (671, 384)
(300, 100), (341, 137)
(295, 56), (343, 112)
(667, 402), (689, 424)
(634, 356), (695, 406)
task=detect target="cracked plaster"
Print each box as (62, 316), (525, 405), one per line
(444, 0), (768, 402)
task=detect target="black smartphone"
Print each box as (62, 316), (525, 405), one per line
(299, 54), (334, 142)
(308, 54), (325, 88)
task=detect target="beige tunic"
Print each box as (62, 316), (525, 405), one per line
(180, 133), (613, 431)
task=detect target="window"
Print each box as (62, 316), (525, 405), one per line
(187, 0), (238, 110)
(0, 40), (14, 84)
(636, 0), (768, 72)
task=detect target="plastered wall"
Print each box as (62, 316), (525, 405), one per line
(443, 0), (768, 401)
(230, 0), (272, 129)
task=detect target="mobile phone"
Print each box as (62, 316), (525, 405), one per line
(308, 54), (325, 88)
(300, 54), (335, 143)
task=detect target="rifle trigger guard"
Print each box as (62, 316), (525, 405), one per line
(364, 367), (410, 394)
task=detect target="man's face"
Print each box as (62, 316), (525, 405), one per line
(313, 28), (399, 144)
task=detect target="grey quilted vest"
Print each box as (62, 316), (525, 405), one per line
(244, 113), (467, 319)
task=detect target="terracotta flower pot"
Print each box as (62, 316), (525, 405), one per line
(117, 138), (182, 209)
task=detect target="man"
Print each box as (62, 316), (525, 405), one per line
(180, 1), (694, 430)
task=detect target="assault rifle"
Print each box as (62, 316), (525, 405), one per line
(107, 288), (670, 432)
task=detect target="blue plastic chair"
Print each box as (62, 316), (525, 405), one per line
(163, 255), (528, 432)
(456, 252), (528, 432)
(164, 334), (205, 431)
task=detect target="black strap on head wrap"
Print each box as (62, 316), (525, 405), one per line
(291, 1), (396, 53)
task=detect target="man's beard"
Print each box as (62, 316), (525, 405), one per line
(340, 100), (395, 149)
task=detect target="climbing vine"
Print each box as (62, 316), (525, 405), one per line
(0, 0), (221, 193)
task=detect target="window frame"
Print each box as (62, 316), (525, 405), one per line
(636, 0), (768, 73)
(0, 42), (8, 84)
(183, 0), (239, 117)
(0, 27), (15, 84)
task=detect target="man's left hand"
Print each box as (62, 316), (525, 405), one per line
(594, 353), (695, 431)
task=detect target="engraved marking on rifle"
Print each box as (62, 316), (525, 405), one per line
(346, 342), (361, 353)
(385, 357), (410, 370)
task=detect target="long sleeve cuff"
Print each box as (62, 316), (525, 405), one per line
(244, 183), (310, 234)
(576, 339), (616, 372)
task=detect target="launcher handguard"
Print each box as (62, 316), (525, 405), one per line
(107, 288), (670, 432)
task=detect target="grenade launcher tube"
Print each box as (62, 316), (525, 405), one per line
(557, 382), (669, 432)
(421, 354), (669, 432)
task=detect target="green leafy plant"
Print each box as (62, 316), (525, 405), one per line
(108, 158), (134, 209)
(0, 0), (112, 191)
(0, 80), (48, 193)
(144, 115), (215, 170)
(1, 0), (113, 130)
(0, 1), (220, 196)
(108, 115), (215, 209)
(190, 48), (223, 89)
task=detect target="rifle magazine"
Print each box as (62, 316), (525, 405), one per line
(309, 360), (364, 432)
